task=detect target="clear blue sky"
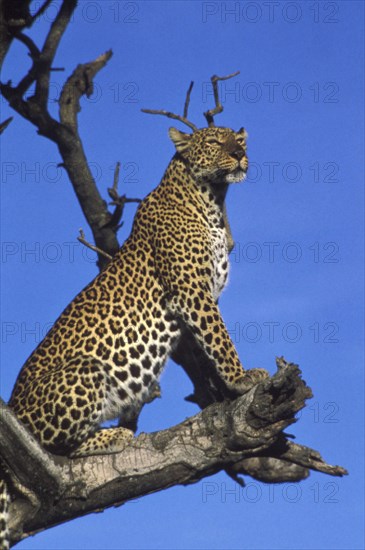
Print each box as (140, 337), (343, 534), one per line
(1, 1), (364, 549)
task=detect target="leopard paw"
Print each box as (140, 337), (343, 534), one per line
(70, 427), (134, 457)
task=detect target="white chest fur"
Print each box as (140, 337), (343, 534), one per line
(210, 224), (229, 301)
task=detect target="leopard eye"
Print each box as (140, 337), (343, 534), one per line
(206, 138), (222, 146)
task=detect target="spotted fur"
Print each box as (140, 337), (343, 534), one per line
(1, 126), (269, 547)
(0, 478), (10, 550)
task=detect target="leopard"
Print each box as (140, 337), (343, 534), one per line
(0, 125), (269, 549)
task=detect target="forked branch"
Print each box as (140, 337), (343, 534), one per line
(204, 70), (240, 126)
(141, 78), (198, 131)
(104, 162), (142, 231)
(142, 71), (240, 130)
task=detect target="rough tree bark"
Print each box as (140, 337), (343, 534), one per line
(0, 1), (348, 547)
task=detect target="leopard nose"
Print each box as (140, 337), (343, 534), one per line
(231, 148), (245, 161)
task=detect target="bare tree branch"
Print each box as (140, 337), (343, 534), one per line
(0, 0), (31, 68)
(0, 2), (133, 270)
(0, 362), (347, 546)
(105, 164), (142, 231)
(0, 0), (76, 131)
(30, 0), (53, 25)
(0, 116), (13, 134)
(204, 71), (240, 126)
(141, 108), (198, 132)
(34, 0), (77, 107)
(0, 0), (55, 69)
(77, 229), (112, 262)
(59, 50), (112, 130)
(13, 30), (40, 58)
(183, 80), (194, 119)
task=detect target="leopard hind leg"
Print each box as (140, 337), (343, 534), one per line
(12, 355), (134, 457)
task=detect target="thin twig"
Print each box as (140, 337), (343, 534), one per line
(183, 81), (194, 119)
(104, 161), (141, 231)
(108, 162), (142, 203)
(106, 161), (123, 227)
(108, 160), (141, 203)
(0, 117), (13, 134)
(204, 70), (240, 127)
(14, 32), (40, 59)
(77, 229), (113, 260)
(31, 0), (54, 24)
(141, 108), (198, 132)
(110, 197), (141, 205)
(111, 161), (121, 194)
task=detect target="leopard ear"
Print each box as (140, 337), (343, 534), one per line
(238, 127), (248, 139)
(169, 127), (192, 154)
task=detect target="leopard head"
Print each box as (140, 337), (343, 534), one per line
(169, 126), (248, 184)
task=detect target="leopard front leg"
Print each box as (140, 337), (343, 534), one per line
(168, 285), (269, 394)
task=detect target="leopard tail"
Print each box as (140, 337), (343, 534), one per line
(0, 477), (10, 550)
